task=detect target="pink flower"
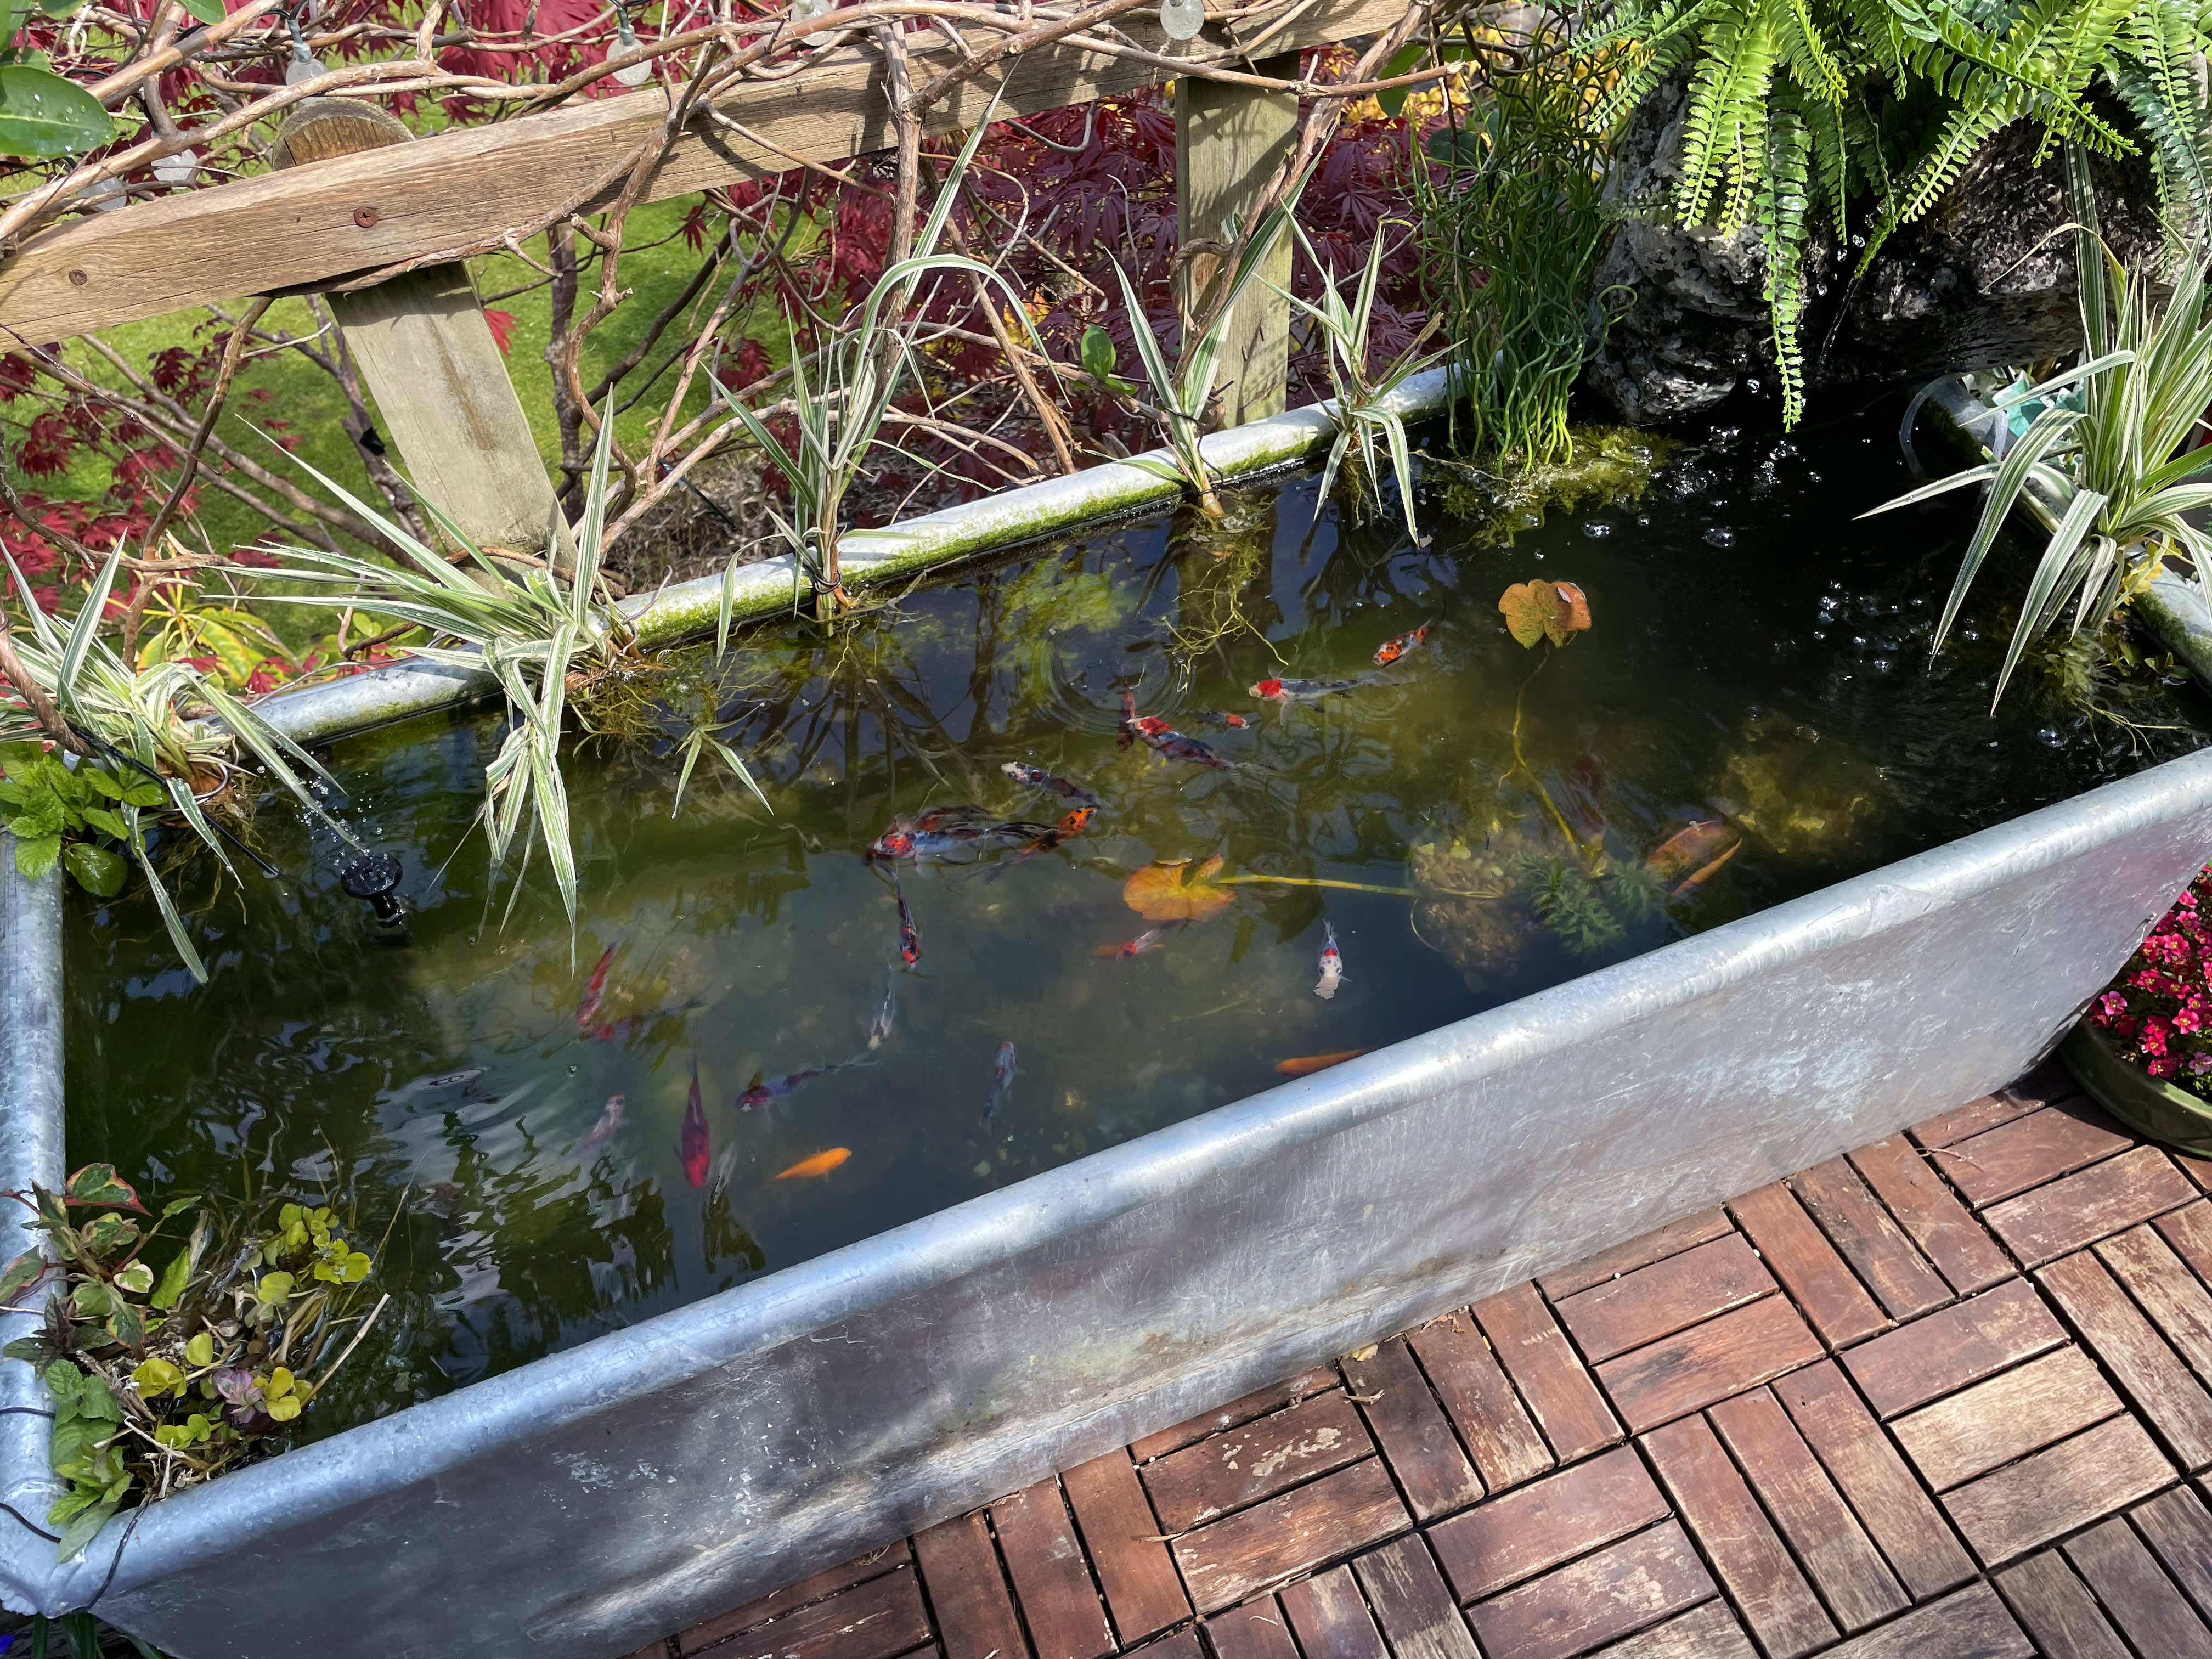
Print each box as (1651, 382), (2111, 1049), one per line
(2096, 991), (2130, 1020)
(2176, 1005), (2202, 1035)
(2189, 1053), (2212, 1075)
(2142, 1016), (2172, 1057)
(2149, 1054), (2179, 1077)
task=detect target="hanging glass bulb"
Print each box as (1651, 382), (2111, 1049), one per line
(612, 5), (653, 86)
(153, 148), (199, 185)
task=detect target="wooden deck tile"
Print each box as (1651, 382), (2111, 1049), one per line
(1640, 1414), (1835, 1659)
(1813, 1583), (2032, 1659)
(2160, 1200), (2212, 1282)
(1130, 1634), (1199, 1659)
(680, 1547), (915, 1654)
(1994, 1552), (2134, 1659)
(1198, 1599), (1297, 1659)
(913, 1519), (1023, 1659)
(2178, 1148), (2212, 1193)
(2134, 1486), (2212, 1623)
(1728, 1183), (1887, 1347)
(991, 1481), (1116, 1659)
(1132, 1368), (1339, 1463)
(1143, 1391), (1372, 1533)
(1062, 1451), (1189, 1645)
(1350, 1536), (1479, 1659)
(1595, 1296), (1824, 1433)
(1792, 1156), (1952, 1321)
(1842, 1279), (2064, 1418)
(1278, 1566), (1387, 1659)
(1471, 1283), (1621, 1462)
(1404, 1310), (1551, 1492)
(1911, 1092), (2045, 1150)
(1936, 1103), (2131, 1207)
(1848, 1135), (2015, 1295)
(2100, 1224), (2212, 1383)
(1583, 1602), (1754, 1659)
(1463, 1521), (1713, 1659)
(687, 1566), (933, 1659)
(1889, 1345), (2122, 1490)
(1553, 1236), (1773, 1364)
(1941, 1415), (2175, 1565)
(2041, 1248), (2212, 1471)
(1707, 1388), (1906, 1632)
(1341, 1338), (1482, 1522)
(1537, 1210), (1735, 1301)
(1771, 1359), (1975, 1600)
(1425, 1447), (1669, 1604)
(1171, 1458), (1406, 1614)
(2066, 1515), (2212, 1657)
(1984, 1145), (2197, 1265)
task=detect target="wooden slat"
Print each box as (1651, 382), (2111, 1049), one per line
(2159, 1200), (2212, 1283)
(1848, 1135), (2015, 1295)
(1594, 1295), (1822, 1434)
(2100, 1225), (2212, 1383)
(1462, 1522), (1713, 1659)
(1940, 1415), (2175, 1565)
(2041, 1248), (2212, 1470)
(1471, 1283), (1621, 1462)
(1424, 1447), (1669, 1605)
(690, 1566), (933, 1659)
(1583, 1602), (1755, 1659)
(1341, 1338), (1482, 1522)
(680, 1545), (913, 1652)
(2064, 1515), (2212, 1658)
(1143, 1390), (1369, 1534)
(2133, 1486), (2212, 1623)
(1062, 1451), (1189, 1645)
(991, 1481), (1115, 1659)
(1348, 1537), (1480, 1659)
(1132, 1367), (1339, 1464)
(1199, 1599), (1298, 1659)
(1174, 62), (1295, 425)
(1135, 1633), (1203, 1659)
(1812, 1583), (2032, 1659)
(912, 1515), (1026, 1659)
(1706, 1388), (1906, 1633)
(1936, 1104), (2132, 1207)
(1170, 1458), (1406, 1614)
(1993, 1553), (2134, 1659)
(1770, 1358), (1974, 1600)
(0, 0), (1411, 342)
(1912, 1091), (2050, 1150)
(1987, 1147), (2199, 1266)
(1791, 1156), (1952, 1321)
(1537, 1209), (1736, 1301)
(1404, 1310), (1551, 1492)
(1278, 1566), (1387, 1659)
(1889, 1345), (2121, 1490)
(2179, 1148), (2212, 1193)
(1841, 1279), (2064, 1418)
(1728, 1183), (1887, 1347)
(1640, 1414), (1835, 1659)
(1553, 1236), (1774, 1364)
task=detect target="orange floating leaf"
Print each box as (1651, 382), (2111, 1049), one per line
(1122, 856), (1234, 922)
(1498, 579), (1593, 648)
(774, 1148), (851, 1180)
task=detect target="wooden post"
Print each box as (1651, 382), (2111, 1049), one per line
(1176, 52), (1300, 427)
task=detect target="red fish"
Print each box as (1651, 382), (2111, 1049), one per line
(1251, 677), (1361, 703)
(1373, 623), (1434, 666)
(1276, 1049), (1369, 1076)
(867, 805), (996, 862)
(1146, 731), (1229, 769)
(1314, 921), (1345, 1000)
(680, 1060), (709, 1189)
(577, 944), (616, 1028)
(1001, 761), (1102, 808)
(1188, 712), (1253, 730)
(897, 889), (921, 967)
(576, 1094), (625, 1160)
(1096, 924), (1177, 958)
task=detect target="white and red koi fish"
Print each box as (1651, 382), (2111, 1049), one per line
(1001, 761), (1102, 808)
(577, 944), (616, 1028)
(576, 1094), (625, 1160)
(985, 1041), (1018, 1123)
(1095, 923), (1178, 958)
(1250, 676), (1362, 704)
(681, 1062), (709, 1189)
(1314, 922), (1345, 1000)
(1373, 622), (1434, 666)
(1118, 693), (1229, 769)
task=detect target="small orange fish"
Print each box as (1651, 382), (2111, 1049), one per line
(1054, 806), (1095, 839)
(1276, 1049), (1370, 1076)
(1373, 622), (1434, 666)
(774, 1148), (851, 1180)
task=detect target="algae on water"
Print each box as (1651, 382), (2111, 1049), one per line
(1428, 427), (1677, 547)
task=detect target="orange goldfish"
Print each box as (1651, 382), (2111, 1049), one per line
(774, 1148), (852, 1180)
(1275, 1049), (1370, 1077)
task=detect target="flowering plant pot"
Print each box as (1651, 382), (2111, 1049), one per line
(2072, 861), (2212, 1156)
(2061, 1020), (2212, 1158)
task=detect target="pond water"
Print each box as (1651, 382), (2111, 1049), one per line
(59, 399), (2212, 1435)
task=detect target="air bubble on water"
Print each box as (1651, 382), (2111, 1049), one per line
(2036, 727), (2064, 748)
(567, 1063), (579, 1075)
(1582, 522), (1611, 538)
(1872, 658), (1892, 674)
(1703, 527), (1735, 548)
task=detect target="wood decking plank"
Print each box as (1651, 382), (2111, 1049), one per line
(1278, 1566), (1388, 1659)
(1199, 1599), (1299, 1659)
(2132, 1486), (2212, 1624)
(1132, 1633), (1201, 1659)
(1791, 1156), (1953, 1321)
(1911, 1092), (2047, 1150)
(2040, 1248), (2212, 1471)
(1553, 1236), (1774, 1364)
(1349, 1536), (1480, 1659)
(1462, 1522), (1713, 1659)
(1640, 1414), (1836, 1659)
(2159, 1200), (2212, 1283)
(1993, 1553), (2134, 1659)
(990, 1481), (1116, 1659)
(1848, 1135), (2015, 1295)
(912, 1517), (1026, 1659)
(1061, 1451), (1189, 1645)
(1132, 1368), (1340, 1463)
(1728, 1183), (1888, 1347)
(1889, 1345), (2122, 1491)
(1341, 1338), (1483, 1522)
(1404, 1310), (1551, 1492)
(1143, 1391), (1372, 1533)
(1984, 1146), (2198, 1266)
(2099, 1225), (2212, 1383)
(1841, 1279), (2064, 1418)
(2062, 1515), (2212, 1658)
(1171, 1458), (1407, 1614)
(1594, 1296), (1824, 1433)
(681, 1547), (915, 1653)
(1707, 1387), (1906, 1632)
(689, 1566), (934, 1659)
(1937, 1104), (2132, 1207)
(1583, 1602), (1755, 1659)
(1471, 1283), (1621, 1462)
(1537, 1210), (1736, 1301)
(1941, 1415), (2175, 1565)
(1812, 1583), (2032, 1659)
(1424, 1447), (1669, 1605)
(1770, 1359), (1975, 1600)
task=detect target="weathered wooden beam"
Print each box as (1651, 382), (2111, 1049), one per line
(0, 0), (1406, 343)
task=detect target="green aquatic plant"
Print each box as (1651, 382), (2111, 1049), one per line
(1431, 427), (1674, 547)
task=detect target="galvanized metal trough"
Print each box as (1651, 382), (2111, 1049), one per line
(3, 382), (2211, 1657)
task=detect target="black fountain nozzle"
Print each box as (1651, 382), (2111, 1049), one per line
(339, 850), (408, 934)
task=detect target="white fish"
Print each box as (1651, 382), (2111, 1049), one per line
(1314, 922), (1345, 1001)
(575, 1094), (625, 1160)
